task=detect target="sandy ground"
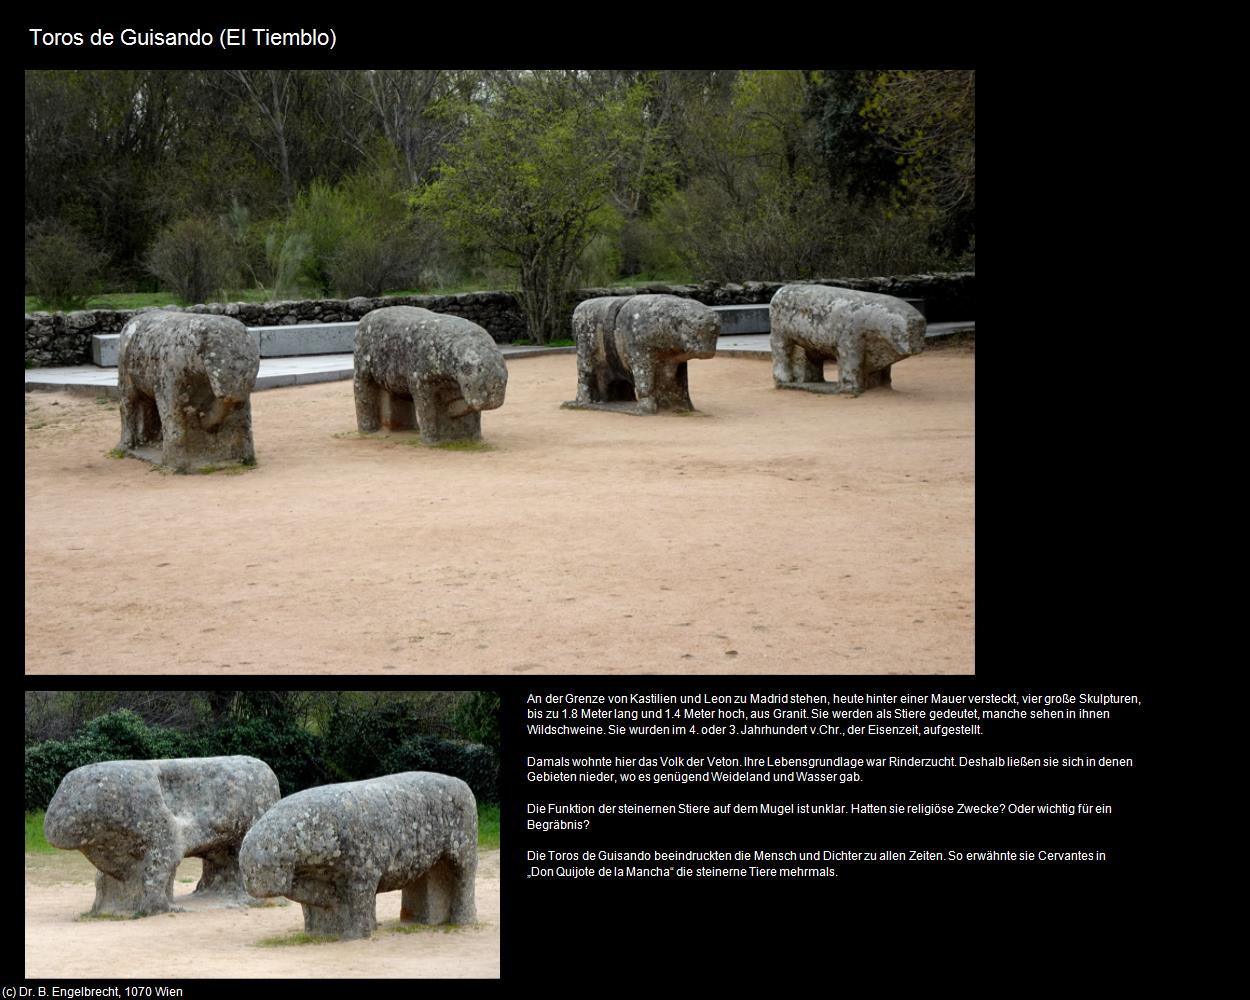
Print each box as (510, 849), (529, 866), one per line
(25, 349), (974, 674)
(24, 848), (500, 978)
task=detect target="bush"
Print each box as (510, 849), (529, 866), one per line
(382, 736), (500, 804)
(196, 717), (327, 798)
(146, 217), (237, 304)
(23, 710), (193, 811)
(24, 737), (111, 812)
(454, 692), (500, 754)
(322, 702), (426, 782)
(80, 709), (190, 760)
(25, 220), (109, 310)
(326, 226), (425, 298)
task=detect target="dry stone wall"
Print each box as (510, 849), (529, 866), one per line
(25, 273), (974, 368)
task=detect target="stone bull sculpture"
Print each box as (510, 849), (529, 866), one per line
(117, 312), (260, 471)
(769, 285), (926, 396)
(354, 306), (508, 444)
(43, 756), (281, 917)
(240, 772), (478, 940)
(563, 294), (720, 414)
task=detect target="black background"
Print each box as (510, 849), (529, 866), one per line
(22, 22), (1157, 986)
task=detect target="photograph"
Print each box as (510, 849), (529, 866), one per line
(23, 688), (501, 978)
(24, 67), (974, 674)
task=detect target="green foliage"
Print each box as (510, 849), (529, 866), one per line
(23, 697), (499, 812)
(25, 738), (113, 812)
(477, 802), (501, 849)
(288, 164), (429, 297)
(381, 736), (499, 805)
(146, 217), (237, 304)
(418, 77), (646, 343)
(25, 812), (56, 854)
(80, 709), (190, 760)
(454, 692), (501, 753)
(25, 220), (109, 310)
(196, 717), (327, 798)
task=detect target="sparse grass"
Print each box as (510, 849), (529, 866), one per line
(177, 877), (195, 883)
(78, 911), (137, 921)
(25, 812), (56, 854)
(256, 931), (339, 947)
(478, 803), (500, 849)
(106, 448), (126, 459)
(429, 439), (494, 452)
(386, 921), (475, 935)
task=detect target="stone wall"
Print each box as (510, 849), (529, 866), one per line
(25, 272), (973, 368)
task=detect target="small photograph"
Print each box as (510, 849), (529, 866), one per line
(24, 69), (973, 674)
(23, 689), (501, 979)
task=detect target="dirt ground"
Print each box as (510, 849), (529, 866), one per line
(24, 848), (501, 978)
(25, 349), (974, 674)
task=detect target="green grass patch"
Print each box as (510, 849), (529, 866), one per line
(256, 931), (339, 947)
(78, 911), (138, 921)
(25, 812), (56, 854)
(106, 448), (127, 459)
(478, 803), (500, 849)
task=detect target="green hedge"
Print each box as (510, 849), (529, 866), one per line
(24, 707), (500, 811)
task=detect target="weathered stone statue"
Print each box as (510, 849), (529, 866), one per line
(116, 312), (260, 471)
(769, 285), (926, 396)
(562, 294), (720, 414)
(240, 772), (478, 940)
(43, 756), (281, 917)
(354, 307), (508, 444)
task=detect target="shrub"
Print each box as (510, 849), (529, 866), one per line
(146, 217), (237, 304)
(196, 717), (327, 798)
(454, 692), (500, 754)
(24, 737), (110, 812)
(25, 220), (109, 310)
(326, 227), (424, 298)
(382, 736), (499, 804)
(322, 702), (426, 782)
(23, 710), (192, 811)
(80, 709), (190, 760)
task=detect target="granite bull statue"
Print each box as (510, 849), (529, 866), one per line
(769, 284), (926, 396)
(43, 756), (281, 917)
(563, 294), (720, 414)
(240, 772), (478, 940)
(353, 306), (508, 444)
(116, 312), (260, 471)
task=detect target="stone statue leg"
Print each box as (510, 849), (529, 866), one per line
(411, 381), (446, 444)
(217, 401), (255, 463)
(575, 339), (598, 404)
(380, 388), (417, 430)
(120, 387), (162, 450)
(401, 856), (475, 924)
(630, 354), (658, 414)
(797, 346), (824, 383)
(771, 335), (794, 386)
(354, 370), (383, 432)
(862, 365), (892, 390)
(92, 868), (148, 916)
(302, 879), (378, 940)
(836, 337), (865, 396)
(652, 361), (694, 411)
(194, 845), (246, 898)
(92, 845), (179, 916)
(154, 393), (191, 471)
(449, 853), (478, 924)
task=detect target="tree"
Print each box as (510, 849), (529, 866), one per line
(862, 70), (975, 254)
(418, 75), (644, 344)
